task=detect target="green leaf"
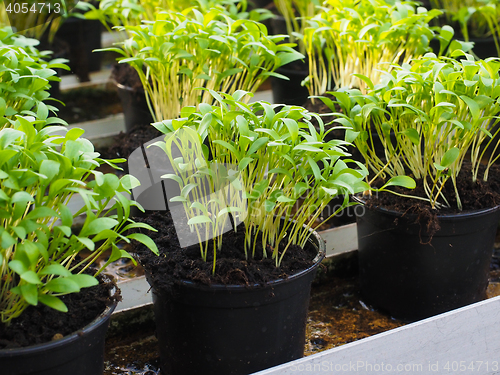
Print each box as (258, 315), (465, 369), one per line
(55, 225), (72, 237)
(181, 183), (199, 198)
(162, 173), (183, 184)
(11, 191), (34, 204)
(221, 68), (243, 79)
(187, 215), (213, 225)
(26, 207), (59, 220)
(180, 106), (196, 118)
(440, 25), (454, 43)
(460, 95), (480, 122)
(9, 259), (27, 275)
(21, 270), (42, 284)
(170, 196), (187, 203)
(127, 233), (159, 255)
(268, 167), (293, 180)
(38, 294), (67, 312)
(246, 137), (269, 156)
(40, 264), (72, 277)
(0, 128), (24, 149)
(20, 284), (38, 306)
(122, 222), (158, 232)
(190, 201), (208, 214)
(119, 249), (137, 265)
(12, 226), (27, 239)
(294, 144), (323, 153)
(2, 231), (16, 249)
(322, 187), (339, 196)
(238, 157), (254, 170)
(37, 102), (48, 120)
(307, 156), (323, 181)
(69, 274), (98, 289)
(58, 204), (73, 227)
(39, 159), (60, 183)
(45, 277), (81, 293)
(440, 147), (459, 168)
(80, 217), (119, 237)
(76, 236), (95, 251)
(212, 140), (238, 155)
(402, 129), (420, 146)
(382, 176), (416, 189)
(276, 196), (295, 203)
(264, 200), (276, 212)
(352, 74), (374, 91)
(281, 118), (299, 142)
(0, 150), (18, 168)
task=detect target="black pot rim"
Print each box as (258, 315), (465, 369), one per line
(0, 283), (117, 355)
(276, 60), (308, 75)
(114, 80), (146, 94)
(352, 194), (500, 221)
(176, 223), (326, 291)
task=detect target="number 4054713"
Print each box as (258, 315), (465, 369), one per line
(5, 2), (62, 13)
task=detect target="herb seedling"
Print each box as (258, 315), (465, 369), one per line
(150, 90), (369, 273)
(430, 0), (500, 56)
(302, 0), (454, 96)
(106, 8), (303, 122)
(0, 116), (158, 323)
(326, 52), (500, 209)
(0, 27), (69, 129)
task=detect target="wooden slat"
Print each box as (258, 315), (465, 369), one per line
(115, 276), (152, 313)
(254, 296), (500, 375)
(320, 223), (358, 257)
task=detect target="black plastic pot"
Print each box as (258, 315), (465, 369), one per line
(116, 83), (155, 132)
(250, 0), (273, 8)
(36, 37), (70, 101)
(146, 229), (326, 375)
(469, 36), (498, 60)
(0, 290), (117, 375)
(270, 14), (290, 37)
(55, 18), (102, 81)
(271, 62), (310, 106)
(354, 197), (500, 322)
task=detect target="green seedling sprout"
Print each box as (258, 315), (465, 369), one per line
(0, 115), (158, 324)
(324, 51), (500, 210)
(80, 0), (270, 42)
(0, 27), (69, 129)
(430, 0), (500, 56)
(150, 90), (369, 273)
(302, 0), (454, 97)
(105, 7), (303, 122)
(273, 0), (322, 55)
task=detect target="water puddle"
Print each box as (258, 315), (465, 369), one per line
(105, 336), (160, 375)
(305, 275), (404, 356)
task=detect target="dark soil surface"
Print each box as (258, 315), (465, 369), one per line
(132, 211), (318, 291)
(366, 163), (500, 213)
(111, 63), (144, 92)
(56, 86), (123, 124)
(0, 274), (120, 349)
(303, 92), (338, 126)
(102, 125), (163, 169)
(363, 163), (500, 236)
(53, 64), (145, 125)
